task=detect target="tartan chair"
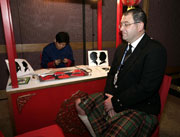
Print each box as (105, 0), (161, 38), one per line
(151, 75), (172, 137)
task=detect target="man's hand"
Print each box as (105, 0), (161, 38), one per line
(104, 93), (113, 112)
(108, 109), (117, 118)
(63, 58), (69, 63)
(104, 94), (117, 117)
(54, 59), (61, 66)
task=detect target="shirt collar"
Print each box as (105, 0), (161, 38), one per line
(129, 33), (145, 52)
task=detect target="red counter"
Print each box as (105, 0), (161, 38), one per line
(6, 66), (108, 135)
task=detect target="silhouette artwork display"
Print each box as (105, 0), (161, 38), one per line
(5, 59), (34, 77)
(88, 50), (109, 66)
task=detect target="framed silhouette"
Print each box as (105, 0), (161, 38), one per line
(5, 59), (34, 77)
(88, 50), (109, 66)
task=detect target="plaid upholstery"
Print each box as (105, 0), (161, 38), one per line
(79, 93), (158, 137)
(56, 90), (88, 135)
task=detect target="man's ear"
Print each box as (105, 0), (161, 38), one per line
(138, 22), (144, 32)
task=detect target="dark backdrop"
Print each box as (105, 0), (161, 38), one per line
(0, 0), (117, 44)
(147, 0), (180, 67)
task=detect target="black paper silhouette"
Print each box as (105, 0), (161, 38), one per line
(90, 52), (98, 65)
(15, 61), (21, 72)
(22, 61), (29, 72)
(99, 52), (106, 65)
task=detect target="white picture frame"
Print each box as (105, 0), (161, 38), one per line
(88, 50), (109, 66)
(5, 59), (34, 77)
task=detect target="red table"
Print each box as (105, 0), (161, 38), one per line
(6, 66), (108, 136)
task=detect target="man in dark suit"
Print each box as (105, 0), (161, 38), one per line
(75, 8), (167, 137)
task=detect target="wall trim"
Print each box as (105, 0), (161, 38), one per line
(0, 41), (116, 53)
(0, 90), (7, 100)
(166, 67), (180, 74)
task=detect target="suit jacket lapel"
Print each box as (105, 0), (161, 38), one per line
(118, 34), (150, 79)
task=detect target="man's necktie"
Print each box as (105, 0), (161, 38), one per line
(113, 44), (132, 86)
(123, 44), (132, 63)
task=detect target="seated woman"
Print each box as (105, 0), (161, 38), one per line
(41, 32), (74, 68)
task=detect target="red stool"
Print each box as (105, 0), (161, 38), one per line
(0, 131), (5, 137)
(15, 124), (64, 137)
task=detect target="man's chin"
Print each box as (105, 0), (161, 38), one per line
(122, 36), (127, 41)
(57, 47), (63, 50)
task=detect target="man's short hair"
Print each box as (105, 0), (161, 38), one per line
(124, 8), (147, 30)
(56, 32), (70, 44)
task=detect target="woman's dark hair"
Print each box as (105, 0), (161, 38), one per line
(56, 32), (70, 44)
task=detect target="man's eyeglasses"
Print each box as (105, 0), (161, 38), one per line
(120, 22), (140, 28)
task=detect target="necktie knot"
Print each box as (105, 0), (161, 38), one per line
(124, 44), (132, 62)
(127, 44), (132, 55)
